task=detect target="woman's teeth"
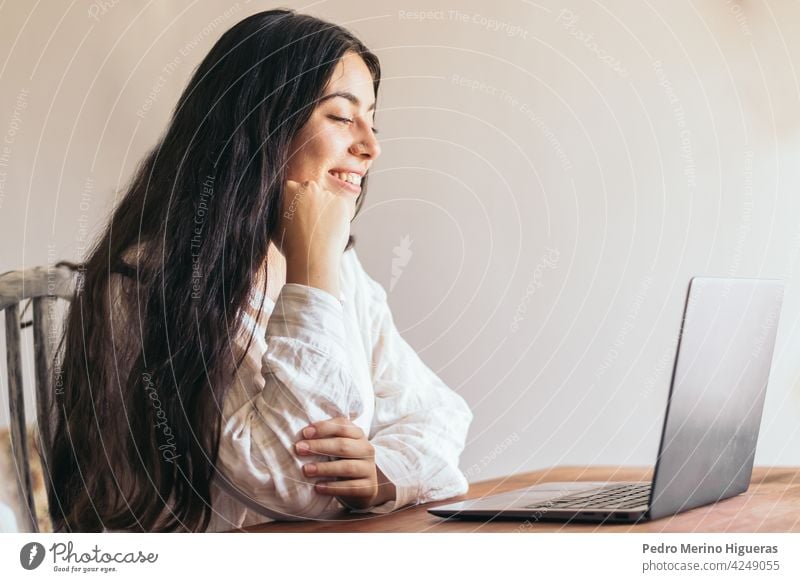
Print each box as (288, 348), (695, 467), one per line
(331, 171), (362, 186)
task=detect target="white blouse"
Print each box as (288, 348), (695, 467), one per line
(206, 247), (473, 531)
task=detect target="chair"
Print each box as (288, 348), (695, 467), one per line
(0, 264), (77, 532)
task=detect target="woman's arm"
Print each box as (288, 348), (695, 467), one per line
(351, 253), (474, 514)
(215, 282), (364, 520)
(215, 178), (360, 521)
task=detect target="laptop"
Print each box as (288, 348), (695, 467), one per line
(428, 277), (784, 523)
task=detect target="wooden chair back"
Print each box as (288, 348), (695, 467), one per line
(0, 264), (76, 532)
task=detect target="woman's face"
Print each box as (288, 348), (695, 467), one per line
(286, 51), (382, 220)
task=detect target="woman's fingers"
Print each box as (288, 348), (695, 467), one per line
(301, 417), (363, 440)
(302, 458), (371, 479)
(295, 436), (373, 459)
(279, 178), (351, 262)
(296, 417), (382, 508)
(313, 478), (375, 497)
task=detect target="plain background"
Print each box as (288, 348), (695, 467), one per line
(1, 0), (799, 508)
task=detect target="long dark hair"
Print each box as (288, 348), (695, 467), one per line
(46, 9), (380, 532)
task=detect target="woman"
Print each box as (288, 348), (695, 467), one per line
(46, 9), (472, 532)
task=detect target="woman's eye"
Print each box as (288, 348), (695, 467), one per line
(329, 115), (353, 125)
(328, 115), (379, 135)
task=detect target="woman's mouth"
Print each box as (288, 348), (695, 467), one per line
(327, 170), (362, 195)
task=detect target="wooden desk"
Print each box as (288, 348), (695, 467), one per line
(237, 466), (800, 533)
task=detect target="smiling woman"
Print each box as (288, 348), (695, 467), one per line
(287, 56), (382, 212)
(45, 9), (472, 532)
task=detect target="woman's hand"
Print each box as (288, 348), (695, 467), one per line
(277, 179), (351, 264)
(277, 179), (351, 300)
(295, 416), (396, 510)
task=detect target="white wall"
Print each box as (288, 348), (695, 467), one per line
(1, 1), (798, 493)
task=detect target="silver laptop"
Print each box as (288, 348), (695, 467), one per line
(429, 277), (784, 523)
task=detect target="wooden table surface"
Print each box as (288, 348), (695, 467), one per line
(235, 466), (800, 533)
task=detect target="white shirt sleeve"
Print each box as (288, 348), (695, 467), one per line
(215, 283), (364, 521)
(353, 260), (474, 514)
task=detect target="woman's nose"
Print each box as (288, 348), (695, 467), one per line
(349, 127), (381, 160)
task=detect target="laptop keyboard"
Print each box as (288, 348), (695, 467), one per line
(524, 483), (651, 510)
